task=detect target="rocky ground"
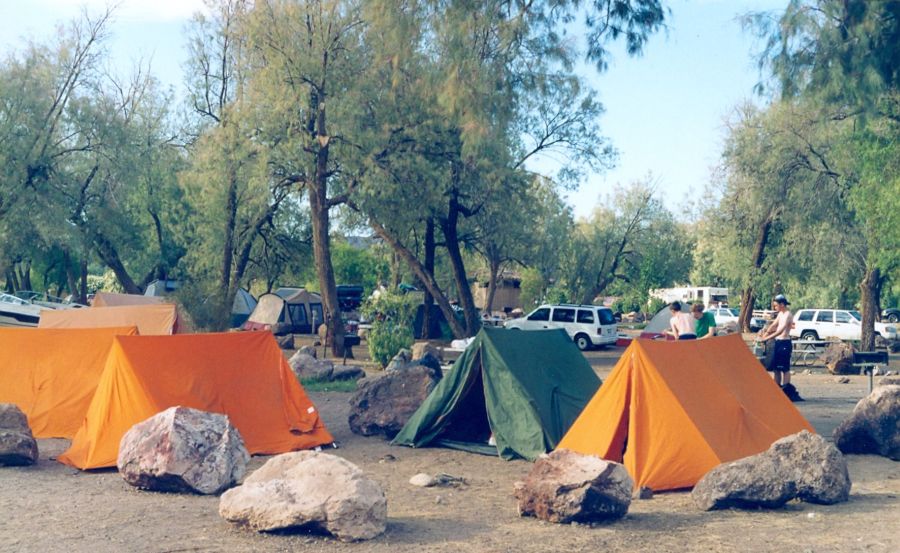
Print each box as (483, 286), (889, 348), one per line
(1, 343), (898, 553)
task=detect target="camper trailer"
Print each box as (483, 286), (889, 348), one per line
(648, 286), (730, 309)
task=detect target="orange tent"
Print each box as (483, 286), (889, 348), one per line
(91, 292), (165, 307)
(0, 326), (138, 438)
(557, 334), (813, 491)
(59, 331), (333, 469)
(39, 303), (179, 335)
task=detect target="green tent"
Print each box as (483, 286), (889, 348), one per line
(392, 327), (601, 460)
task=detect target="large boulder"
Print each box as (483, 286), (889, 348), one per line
(331, 365), (367, 381)
(348, 362), (441, 438)
(823, 341), (856, 375)
(833, 385), (900, 461)
(0, 404), (38, 466)
(117, 406), (249, 494)
(288, 351), (334, 381)
(514, 449), (633, 523)
(692, 430), (850, 510)
(219, 451), (386, 542)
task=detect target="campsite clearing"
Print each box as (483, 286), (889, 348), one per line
(1, 352), (899, 552)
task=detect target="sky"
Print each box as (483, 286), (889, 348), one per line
(0, 0), (787, 220)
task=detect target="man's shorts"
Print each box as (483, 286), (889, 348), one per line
(769, 339), (792, 372)
(678, 334), (697, 340)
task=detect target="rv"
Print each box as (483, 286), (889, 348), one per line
(649, 286), (730, 309)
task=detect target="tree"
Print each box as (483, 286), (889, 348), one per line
(747, 0), (900, 347)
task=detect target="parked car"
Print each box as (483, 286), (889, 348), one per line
(789, 308), (898, 341)
(882, 307), (900, 323)
(707, 307), (767, 331)
(504, 304), (617, 351)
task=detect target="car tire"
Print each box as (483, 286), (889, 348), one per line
(800, 330), (819, 341)
(888, 313), (899, 323)
(574, 334), (592, 351)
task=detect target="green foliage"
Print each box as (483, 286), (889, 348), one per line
(518, 267), (546, 310)
(331, 240), (390, 295)
(361, 290), (418, 368)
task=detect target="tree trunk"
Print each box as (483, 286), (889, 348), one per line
(859, 266), (882, 351)
(485, 257), (500, 315)
(18, 261), (32, 291)
(421, 217), (435, 339)
(440, 194), (480, 336)
(220, 167), (238, 315)
(739, 287), (756, 333)
(369, 218), (467, 338)
(79, 257), (88, 304)
(308, 93), (346, 358)
(91, 231), (142, 294)
(740, 214), (774, 332)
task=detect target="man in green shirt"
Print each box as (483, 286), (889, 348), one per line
(691, 303), (717, 339)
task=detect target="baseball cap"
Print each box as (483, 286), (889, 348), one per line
(773, 294), (790, 305)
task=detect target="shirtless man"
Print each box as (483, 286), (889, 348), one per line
(665, 301), (696, 340)
(759, 294), (803, 401)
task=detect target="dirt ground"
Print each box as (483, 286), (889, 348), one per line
(1, 345), (899, 553)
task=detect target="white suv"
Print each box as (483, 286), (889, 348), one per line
(504, 304), (617, 350)
(790, 308), (898, 341)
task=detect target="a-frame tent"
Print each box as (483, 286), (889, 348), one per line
(0, 326), (138, 438)
(392, 327), (601, 460)
(557, 333), (814, 491)
(58, 331), (333, 469)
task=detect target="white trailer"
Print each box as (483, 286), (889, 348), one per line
(649, 286), (730, 309)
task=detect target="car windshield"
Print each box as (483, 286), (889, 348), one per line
(849, 311), (862, 321)
(728, 308), (739, 316)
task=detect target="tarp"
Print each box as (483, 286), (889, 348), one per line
(0, 326), (138, 438)
(92, 292), (165, 307)
(557, 334), (814, 491)
(59, 331), (333, 469)
(38, 303), (179, 335)
(392, 327), (601, 460)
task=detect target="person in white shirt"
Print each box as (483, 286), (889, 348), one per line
(758, 294), (803, 401)
(665, 301), (696, 340)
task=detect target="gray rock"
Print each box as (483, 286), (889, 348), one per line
(0, 404), (38, 466)
(833, 385), (900, 460)
(514, 449), (633, 523)
(348, 363), (442, 438)
(384, 349), (412, 372)
(288, 351), (334, 381)
(879, 377), (900, 387)
(409, 473), (433, 487)
(836, 377), (851, 384)
(298, 345), (318, 358)
(219, 451), (387, 541)
(331, 365), (366, 381)
(275, 334), (294, 350)
(693, 430), (850, 510)
(634, 486), (654, 500)
(823, 342), (855, 375)
(117, 406), (249, 494)
(411, 342), (442, 366)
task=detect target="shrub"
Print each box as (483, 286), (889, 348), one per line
(362, 290), (417, 368)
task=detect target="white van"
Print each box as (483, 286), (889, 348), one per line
(504, 304), (617, 350)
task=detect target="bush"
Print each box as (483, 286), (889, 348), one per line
(362, 290), (417, 368)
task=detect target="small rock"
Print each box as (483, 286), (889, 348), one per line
(379, 454), (396, 463)
(0, 404), (38, 466)
(435, 495), (443, 504)
(634, 486), (653, 500)
(409, 473), (434, 487)
(836, 377), (851, 384)
(803, 369), (812, 375)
